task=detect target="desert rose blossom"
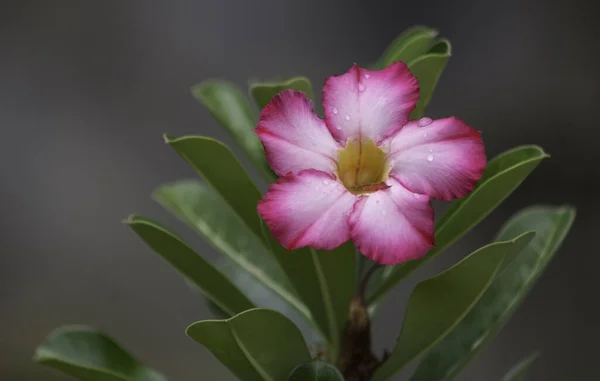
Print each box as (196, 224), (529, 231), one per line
(256, 63), (486, 265)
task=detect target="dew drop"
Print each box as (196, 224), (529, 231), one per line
(358, 83), (366, 92)
(322, 179), (330, 186)
(427, 154), (434, 162)
(332, 107), (338, 115)
(381, 209), (387, 216)
(345, 114), (351, 121)
(418, 117), (433, 127)
(429, 148), (433, 153)
(336, 125), (342, 130)
(364, 73), (370, 79)
(375, 199), (380, 204)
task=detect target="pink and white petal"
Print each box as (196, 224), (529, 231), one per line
(387, 117), (486, 200)
(349, 178), (434, 265)
(257, 169), (357, 251)
(322, 63), (419, 144)
(256, 90), (340, 176)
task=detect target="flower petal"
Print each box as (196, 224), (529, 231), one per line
(349, 178), (434, 265)
(258, 169), (357, 251)
(255, 90), (340, 176)
(322, 63), (419, 144)
(387, 117), (486, 200)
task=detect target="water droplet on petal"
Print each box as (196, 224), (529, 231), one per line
(427, 154), (434, 162)
(345, 114), (351, 121)
(381, 209), (387, 216)
(336, 125), (342, 130)
(364, 73), (370, 79)
(418, 117), (433, 127)
(332, 107), (338, 115)
(358, 83), (366, 92)
(375, 199), (380, 204)
(429, 148), (433, 153)
(322, 179), (330, 185)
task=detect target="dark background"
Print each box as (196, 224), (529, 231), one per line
(1, 1), (598, 380)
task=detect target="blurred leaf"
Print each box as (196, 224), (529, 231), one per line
(408, 39), (451, 119)
(502, 352), (540, 381)
(410, 205), (575, 381)
(153, 180), (308, 319)
(372, 232), (534, 381)
(250, 76), (314, 109)
(377, 26), (438, 68)
(166, 135), (355, 356)
(125, 215), (254, 316)
(190, 80), (273, 181)
(34, 326), (166, 381)
(288, 359), (344, 381)
(368, 145), (549, 305)
(186, 309), (311, 381)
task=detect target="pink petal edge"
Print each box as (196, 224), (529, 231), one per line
(322, 62), (420, 144)
(257, 169), (358, 251)
(387, 117), (486, 200)
(256, 90), (340, 177)
(349, 178), (434, 265)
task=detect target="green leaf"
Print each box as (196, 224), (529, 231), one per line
(368, 145), (549, 305)
(265, 237), (356, 362)
(34, 326), (166, 381)
(288, 360), (344, 381)
(186, 308), (311, 381)
(407, 39), (451, 119)
(153, 180), (308, 319)
(190, 80), (273, 181)
(125, 215), (254, 316)
(502, 352), (540, 381)
(377, 26), (438, 68)
(165, 136), (265, 242)
(372, 232), (535, 381)
(410, 205), (575, 381)
(166, 135), (355, 357)
(250, 76), (314, 109)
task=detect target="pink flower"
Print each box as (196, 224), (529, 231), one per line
(256, 63), (486, 265)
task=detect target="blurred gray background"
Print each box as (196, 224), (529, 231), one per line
(1, 0), (598, 380)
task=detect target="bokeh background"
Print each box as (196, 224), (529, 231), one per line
(2, 0), (598, 380)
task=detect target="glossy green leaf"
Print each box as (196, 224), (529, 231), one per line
(34, 326), (166, 381)
(502, 352), (540, 381)
(191, 80), (275, 182)
(265, 235), (356, 362)
(408, 39), (451, 119)
(165, 136), (265, 242)
(153, 180), (308, 319)
(125, 215), (254, 316)
(166, 135), (354, 356)
(377, 26), (438, 68)
(368, 145), (549, 305)
(288, 360), (344, 381)
(410, 205), (575, 381)
(186, 308), (311, 381)
(190, 80), (273, 181)
(372, 232), (535, 381)
(250, 76), (314, 109)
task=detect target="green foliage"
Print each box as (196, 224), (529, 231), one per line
(410, 206), (575, 381)
(250, 76), (314, 109)
(34, 326), (166, 381)
(186, 309), (311, 381)
(371, 232), (534, 381)
(34, 25), (576, 381)
(288, 360), (344, 381)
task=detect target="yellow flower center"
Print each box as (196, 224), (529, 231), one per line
(337, 138), (389, 194)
